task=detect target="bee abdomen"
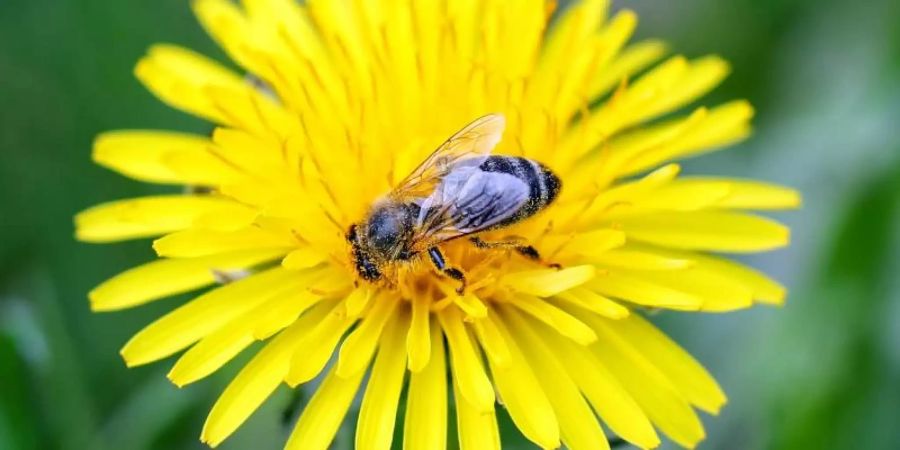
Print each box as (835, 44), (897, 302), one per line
(479, 155), (561, 223)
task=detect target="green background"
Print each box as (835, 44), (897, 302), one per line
(1, 0), (899, 449)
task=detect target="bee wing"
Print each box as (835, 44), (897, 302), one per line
(413, 167), (531, 248)
(391, 114), (506, 200)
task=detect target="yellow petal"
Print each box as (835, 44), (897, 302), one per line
(437, 307), (494, 413)
(547, 229), (626, 259)
(619, 267), (754, 312)
(691, 253), (786, 305)
(453, 375), (500, 450)
(500, 307), (609, 450)
(636, 55), (731, 125)
(134, 44), (246, 124)
(682, 178), (802, 210)
(541, 325), (660, 449)
(535, 0), (609, 89)
(588, 39), (668, 102)
(264, 193), (345, 250)
(574, 309), (706, 448)
(614, 245), (786, 306)
(614, 211), (790, 253)
(167, 289), (322, 386)
(178, 333), (252, 388)
(344, 285), (374, 317)
(90, 249), (283, 311)
(602, 314), (727, 413)
(570, 110), (704, 185)
(588, 248), (694, 270)
(471, 312), (511, 368)
(406, 295), (432, 372)
(92, 130), (235, 185)
(545, 7), (633, 128)
(592, 9), (638, 73)
(630, 179), (733, 212)
(403, 318), (447, 450)
(587, 271), (702, 310)
(210, 127), (291, 179)
(153, 227), (295, 258)
(507, 294), (597, 345)
(336, 294), (399, 378)
(240, 0), (295, 24)
(483, 311), (560, 449)
(192, 0), (253, 66)
(200, 301), (334, 447)
(554, 287), (631, 319)
(454, 293), (488, 319)
(282, 246), (327, 269)
(75, 195), (241, 243)
(285, 301), (358, 386)
(568, 55), (690, 154)
(190, 202), (260, 231)
(502, 265), (596, 297)
(630, 178), (801, 212)
(120, 268), (303, 366)
(568, 229), (627, 253)
(355, 310), (408, 450)
(618, 100), (754, 176)
(163, 148), (243, 186)
(580, 163), (682, 221)
(285, 362), (366, 450)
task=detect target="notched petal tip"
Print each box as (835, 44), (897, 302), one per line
(165, 371), (188, 389)
(150, 237), (165, 256)
(705, 394), (729, 416)
(88, 289), (114, 312)
(132, 56), (158, 88)
(614, 8), (638, 26)
(118, 345), (147, 370)
(765, 286), (788, 307)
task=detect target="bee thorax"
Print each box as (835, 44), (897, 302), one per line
(363, 203), (419, 259)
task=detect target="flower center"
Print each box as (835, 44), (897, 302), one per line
(385, 237), (522, 306)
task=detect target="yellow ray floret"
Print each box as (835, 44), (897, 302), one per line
(75, 0), (800, 449)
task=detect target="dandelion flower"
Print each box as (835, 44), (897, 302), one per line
(76, 0), (799, 449)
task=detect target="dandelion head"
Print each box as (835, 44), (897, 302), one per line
(76, 0), (799, 449)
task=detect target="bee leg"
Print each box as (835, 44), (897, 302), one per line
(470, 237), (562, 270)
(445, 268), (467, 295)
(469, 236), (525, 249)
(428, 247), (467, 294)
(514, 245), (562, 270)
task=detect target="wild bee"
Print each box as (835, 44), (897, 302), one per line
(347, 114), (561, 293)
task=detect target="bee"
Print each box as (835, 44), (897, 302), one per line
(347, 113), (561, 293)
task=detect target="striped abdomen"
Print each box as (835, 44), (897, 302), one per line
(478, 155), (561, 228)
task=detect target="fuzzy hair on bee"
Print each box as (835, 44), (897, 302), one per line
(347, 114), (561, 293)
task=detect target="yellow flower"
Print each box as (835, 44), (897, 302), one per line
(76, 0), (799, 449)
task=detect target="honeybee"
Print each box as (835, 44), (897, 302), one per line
(347, 114), (561, 293)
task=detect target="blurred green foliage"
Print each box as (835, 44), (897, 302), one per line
(1, 0), (899, 449)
